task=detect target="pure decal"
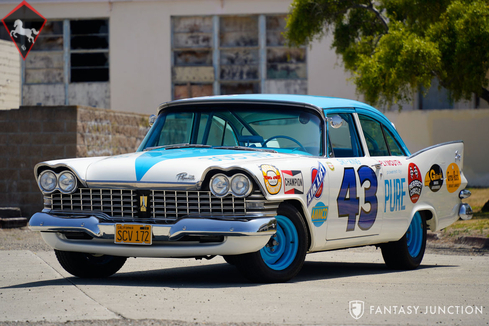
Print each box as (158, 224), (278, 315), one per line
(425, 164), (444, 192)
(282, 170), (304, 194)
(408, 163), (422, 203)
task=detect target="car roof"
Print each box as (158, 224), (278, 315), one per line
(159, 94), (379, 113)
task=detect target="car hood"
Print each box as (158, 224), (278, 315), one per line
(38, 148), (293, 187)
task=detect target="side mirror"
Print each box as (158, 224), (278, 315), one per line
(328, 115), (344, 129)
(149, 114), (156, 126)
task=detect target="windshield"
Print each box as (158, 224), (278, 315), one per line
(139, 104), (323, 156)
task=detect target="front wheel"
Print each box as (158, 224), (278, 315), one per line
(380, 212), (427, 270)
(234, 203), (309, 283)
(55, 250), (127, 278)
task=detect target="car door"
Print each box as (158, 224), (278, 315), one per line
(356, 113), (410, 238)
(324, 112), (384, 243)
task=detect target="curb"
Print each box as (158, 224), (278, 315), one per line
(0, 217), (28, 229)
(455, 236), (489, 249)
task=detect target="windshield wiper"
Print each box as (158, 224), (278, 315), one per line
(214, 146), (277, 153)
(144, 143), (212, 151)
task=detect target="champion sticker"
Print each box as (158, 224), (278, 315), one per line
(282, 170), (304, 194)
(307, 162), (326, 206)
(446, 163), (461, 193)
(408, 163), (422, 203)
(425, 164), (444, 192)
(260, 164), (282, 195)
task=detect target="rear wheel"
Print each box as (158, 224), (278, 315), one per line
(234, 203), (308, 283)
(381, 212), (427, 270)
(55, 250), (127, 278)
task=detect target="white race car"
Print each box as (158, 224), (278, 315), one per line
(29, 95), (473, 282)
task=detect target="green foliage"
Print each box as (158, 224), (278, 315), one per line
(285, 0), (489, 108)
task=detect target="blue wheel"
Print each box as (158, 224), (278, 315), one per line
(234, 203), (308, 282)
(260, 215), (299, 271)
(381, 212), (427, 270)
(406, 212), (423, 257)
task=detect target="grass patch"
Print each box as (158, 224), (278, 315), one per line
(435, 188), (489, 239)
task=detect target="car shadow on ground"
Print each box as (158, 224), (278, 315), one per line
(1, 259), (454, 290)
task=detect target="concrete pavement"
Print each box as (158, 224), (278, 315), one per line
(0, 248), (488, 325)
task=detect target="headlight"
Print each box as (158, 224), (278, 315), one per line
(210, 174), (229, 197)
(39, 171), (57, 193)
(58, 171), (77, 193)
(231, 174), (252, 197)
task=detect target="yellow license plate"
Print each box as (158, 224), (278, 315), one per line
(115, 224), (152, 245)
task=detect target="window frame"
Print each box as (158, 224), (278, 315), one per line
(357, 113), (407, 157)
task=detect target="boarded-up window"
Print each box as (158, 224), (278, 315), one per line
(24, 19), (109, 85)
(172, 17), (214, 100)
(25, 21), (64, 84)
(171, 14), (307, 100)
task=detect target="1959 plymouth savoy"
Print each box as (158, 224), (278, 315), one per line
(29, 94), (473, 282)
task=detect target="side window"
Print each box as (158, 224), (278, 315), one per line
(358, 115), (389, 156)
(206, 116), (238, 146)
(383, 128), (405, 156)
(327, 113), (363, 157)
(358, 114), (405, 156)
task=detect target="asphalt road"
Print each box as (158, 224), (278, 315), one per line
(0, 231), (488, 325)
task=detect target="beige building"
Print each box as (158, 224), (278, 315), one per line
(1, 0), (488, 185)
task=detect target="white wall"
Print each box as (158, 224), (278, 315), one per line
(0, 39), (20, 110)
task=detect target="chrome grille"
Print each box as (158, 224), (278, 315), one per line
(46, 189), (274, 223)
(50, 189), (137, 218)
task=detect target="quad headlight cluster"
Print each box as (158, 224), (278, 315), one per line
(210, 173), (253, 197)
(38, 170), (77, 194)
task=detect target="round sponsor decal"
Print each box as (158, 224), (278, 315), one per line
(311, 202), (328, 227)
(408, 163), (422, 203)
(424, 164), (444, 192)
(446, 163), (461, 193)
(326, 161), (335, 171)
(260, 164), (281, 195)
(311, 167), (324, 198)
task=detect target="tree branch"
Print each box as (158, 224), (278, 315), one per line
(351, 1), (389, 33)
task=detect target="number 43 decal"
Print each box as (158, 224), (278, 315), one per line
(337, 166), (378, 231)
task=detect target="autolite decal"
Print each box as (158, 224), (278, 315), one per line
(307, 162), (326, 206)
(260, 164), (282, 195)
(282, 170), (304, 194)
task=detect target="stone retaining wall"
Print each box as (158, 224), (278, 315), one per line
(0, 106), (150, 217)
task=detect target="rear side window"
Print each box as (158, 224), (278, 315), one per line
(358, 114), (405, 156)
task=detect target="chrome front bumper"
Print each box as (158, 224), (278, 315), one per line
(29, 212), (277, 258)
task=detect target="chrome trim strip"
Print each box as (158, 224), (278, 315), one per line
(85, 181), (200, 190)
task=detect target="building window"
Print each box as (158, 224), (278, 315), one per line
(171, 15), (307, 100)
(21, 19), (110, 107)
(70, 20), (109, 82)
